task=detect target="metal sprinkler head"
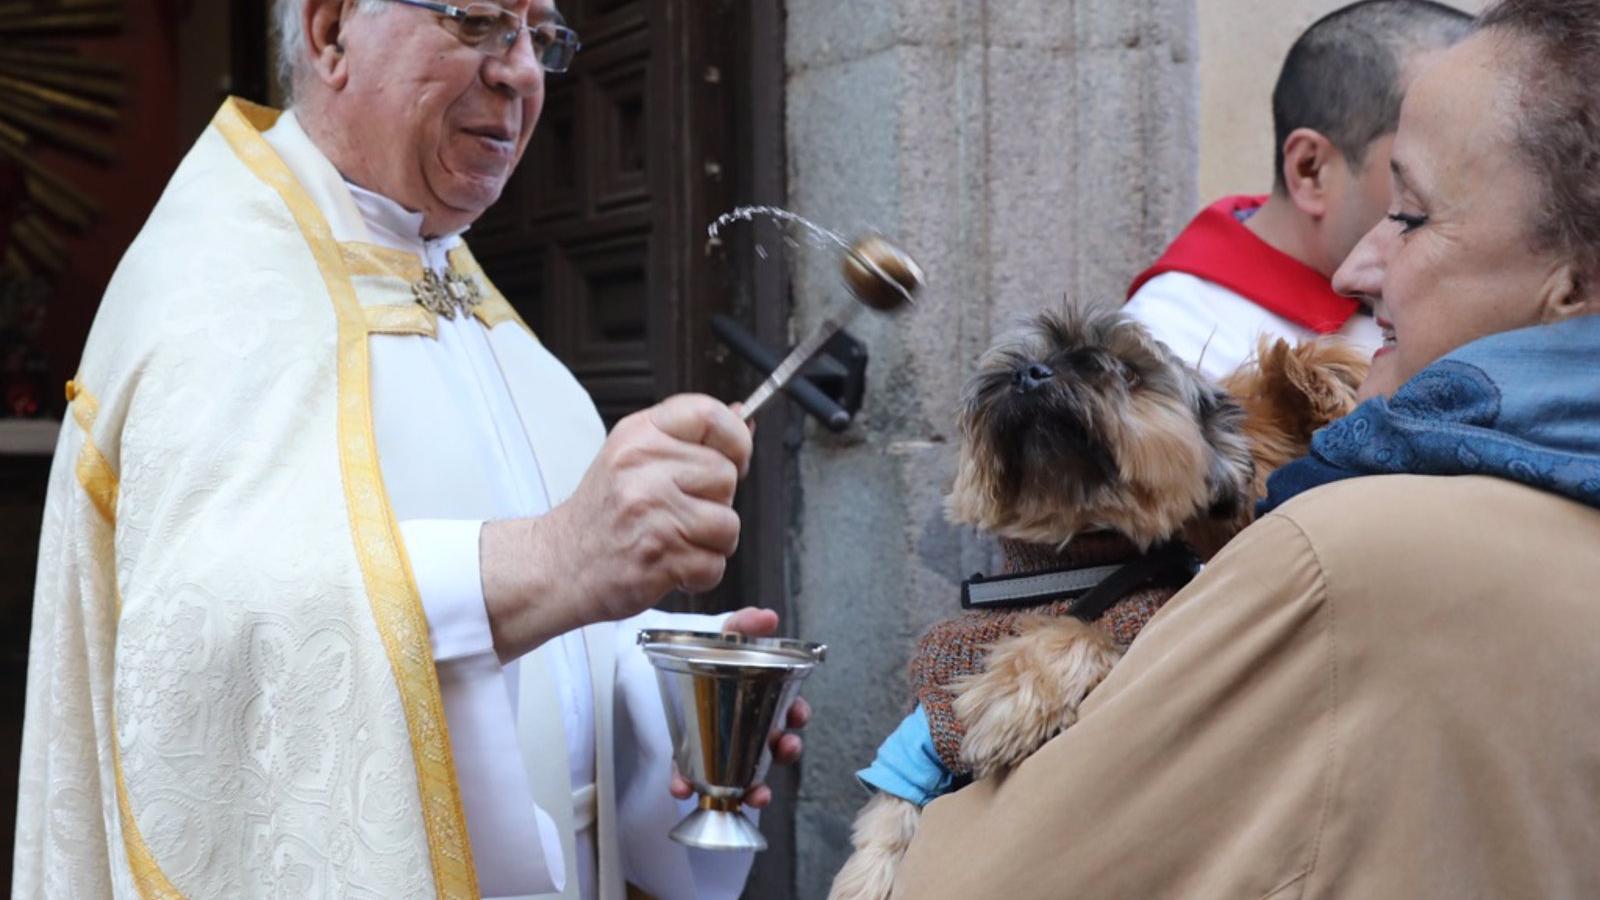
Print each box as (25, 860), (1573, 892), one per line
(842, 235), (924, 312)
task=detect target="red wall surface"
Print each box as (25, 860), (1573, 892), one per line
(0, 3), (186, 891)
(39, 0), (185, 410)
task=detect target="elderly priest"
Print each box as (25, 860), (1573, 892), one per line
(13, 1), (807, 898)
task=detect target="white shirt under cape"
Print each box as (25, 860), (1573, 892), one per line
(261, 113), (756, 900)
(13, 98), (753, 900)
(1125, 272), (1382, 382)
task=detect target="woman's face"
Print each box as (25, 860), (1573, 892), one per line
(1333, 32), (1573, 400)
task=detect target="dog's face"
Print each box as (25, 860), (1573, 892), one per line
(947, 308), (1254, 548)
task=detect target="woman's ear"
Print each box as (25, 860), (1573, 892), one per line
(1539, 262), (1596, 324)
(306, 0), (352, 90)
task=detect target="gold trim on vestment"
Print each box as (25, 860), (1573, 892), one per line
(65, 380), (118, 524)
(339, 239), (536, 340)
(65, 378), (96, 430)
(212, 98), (479, 899)
(74, 441), (118, 524)
(364, 303), (440, 338)
(448, 245), (538, 337)
(112, 707), (183, 899)
(341, 241), (425, 282)
(342, 242), (440, 336)
(65, 379), (179, 898)
(64, 381), (117, 526)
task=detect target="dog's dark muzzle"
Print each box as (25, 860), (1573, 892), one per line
(1012, 363), (1056, 393)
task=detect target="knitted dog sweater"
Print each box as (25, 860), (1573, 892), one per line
(910, 533), (1182, 774)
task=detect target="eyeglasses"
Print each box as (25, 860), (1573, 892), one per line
(381, 0), (582, 73)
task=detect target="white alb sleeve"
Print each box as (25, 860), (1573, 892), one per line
(400, 518), (567, 897)
(399, 518), (496, 662)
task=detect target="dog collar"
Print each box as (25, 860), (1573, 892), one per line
(960, 542), (1201, 622)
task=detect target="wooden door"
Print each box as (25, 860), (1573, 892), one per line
(472, 0), (789, 619)
(475, 0), (712, 424)
(475, 3), (796, 892)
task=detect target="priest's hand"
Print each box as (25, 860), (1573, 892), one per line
(481, 394), (753, 662)
(669, 606), (812, 809)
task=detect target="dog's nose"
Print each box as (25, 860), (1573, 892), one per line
(1013, 363), (1056, 392)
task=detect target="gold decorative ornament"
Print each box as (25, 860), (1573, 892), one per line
(410, 269), (484, 320)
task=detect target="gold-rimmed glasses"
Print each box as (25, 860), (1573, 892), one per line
(382, 0), (581, 72)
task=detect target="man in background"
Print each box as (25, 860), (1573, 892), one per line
(1125, 0), (1473, 380)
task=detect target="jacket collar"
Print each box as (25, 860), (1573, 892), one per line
(1262, 314), (1600, 514)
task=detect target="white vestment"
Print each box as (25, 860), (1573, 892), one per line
(14, 98), (754, 900)
(1125, 272), (1382, 382)
(262, 110), (757, 900)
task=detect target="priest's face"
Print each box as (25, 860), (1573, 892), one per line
(338, 0), (553, 235)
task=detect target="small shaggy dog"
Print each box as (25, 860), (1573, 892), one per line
(827, 309), (1368, 900)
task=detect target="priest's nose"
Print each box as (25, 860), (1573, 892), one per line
(486, 29), (545, 98)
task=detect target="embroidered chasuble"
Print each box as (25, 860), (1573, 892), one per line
(15, 98), (755, 900)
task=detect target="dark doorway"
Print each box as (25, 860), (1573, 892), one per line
(472, 0), (791, 622)
(472, 1), (796, 893)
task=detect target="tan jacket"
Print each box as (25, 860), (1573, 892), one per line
(893, 475), (1600, 899)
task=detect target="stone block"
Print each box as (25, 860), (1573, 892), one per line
(783, 2), (1199, 893)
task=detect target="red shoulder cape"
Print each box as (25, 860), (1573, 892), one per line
(1126, 195), (1357, 334)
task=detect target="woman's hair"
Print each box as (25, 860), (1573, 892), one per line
(1478, 0), (1600, 285)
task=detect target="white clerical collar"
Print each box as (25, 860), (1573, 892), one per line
(344, 181), (466, 272)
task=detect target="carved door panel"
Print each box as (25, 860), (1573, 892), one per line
(452, 2), (795, 888)
(476, 0), (702, 425)
(472, 0), (786, 616)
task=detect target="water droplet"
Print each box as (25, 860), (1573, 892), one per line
(705, 205), (852, 255)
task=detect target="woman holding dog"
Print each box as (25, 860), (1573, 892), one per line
(891, 2), (1600, 897)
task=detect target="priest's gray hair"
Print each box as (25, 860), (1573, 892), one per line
(272, 0), (388, 100)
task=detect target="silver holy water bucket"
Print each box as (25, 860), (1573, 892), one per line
(638, 629), (827, 851)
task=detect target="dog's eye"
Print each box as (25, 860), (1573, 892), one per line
(1118, 362), (1142, 389)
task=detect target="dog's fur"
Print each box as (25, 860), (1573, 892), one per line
(828, 313), (1368, 900)
(1223, 335), (1370, 500)
(946, 310), (1256, 550)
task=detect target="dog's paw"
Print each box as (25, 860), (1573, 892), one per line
(828, 793), (923, 900)
(953, 616), (1123, 779)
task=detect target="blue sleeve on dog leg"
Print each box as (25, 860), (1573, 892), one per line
(855, 705), (955, 808)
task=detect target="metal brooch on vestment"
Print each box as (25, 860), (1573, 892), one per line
(411, 269), (484, 320)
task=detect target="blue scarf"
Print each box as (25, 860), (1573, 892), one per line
(1260, 315), (1600, 515)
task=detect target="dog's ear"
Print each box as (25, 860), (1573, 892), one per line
(1195, 382), (1256, 519)
(1290, 340), (1367, 427)
(1248, 339), (1363, 432)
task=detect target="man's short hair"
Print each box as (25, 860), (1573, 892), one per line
(272, 0), (386, 100)
(1271, 0), (1474, 189)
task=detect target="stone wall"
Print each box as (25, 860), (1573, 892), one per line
(782, 1), (1199, 893)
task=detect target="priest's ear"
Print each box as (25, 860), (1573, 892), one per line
(305, 0), (354, 90)
(1278, 127), (1340, 219)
